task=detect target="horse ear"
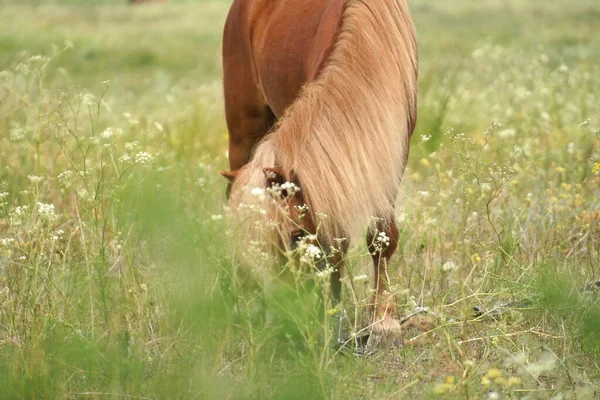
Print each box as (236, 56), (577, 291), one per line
(220, 170), (239, 182)
(263, 167), (286, 186)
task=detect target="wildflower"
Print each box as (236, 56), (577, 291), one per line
(376, 232), (390, 248)
(9, 205), (29, 226)
(305, 244), (322, 260)
(51, 229), (64, 242)
(0, 238), (15, 247)
(419, 134), (432, 144)
(442, 261), (457, 272)
(57, 170), (75, 189)
(353, 274), (369, 283)
(9, 124), (25, 142)
(125, 141), (139, 151)
(315, 266), (334, 280)
(0, 192), (8, 200)
(487, 392), (500, 400)
(134, 152), (153, 165)
(37, 202), (57, 222)
(507, 377), (521, 386)
(418, 191), (431, 198)
(119, 154), (132, 163)
(81, 92), (97, 106)
(154, 122), (164, 132)
(102, 127), (116, 139)
(593, 162), (600, 175)
(211, 214), (223, 221)
(140, 283), (148, 292)
(27, 175), (44, 184)
(486, 368), (502, 379)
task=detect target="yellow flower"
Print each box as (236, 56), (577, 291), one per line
(481, 376), (491, 386)
(486, 368), (502, 379)
(507, 377), (521, 386)
(445, 376), (456, 385)
(593, 162), (600, 175)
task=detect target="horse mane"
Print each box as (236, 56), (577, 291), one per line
(231, 0), (418, 245)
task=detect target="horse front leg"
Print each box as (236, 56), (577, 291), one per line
(367, 215), (402, 340)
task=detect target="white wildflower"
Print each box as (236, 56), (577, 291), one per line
(211, 214), (223, 221)
(419, 134), (432, 144)
(442, 261), (458, 272)
(81, 93), (97, 106)
(353, 274), (369, 283)
(119, 154), (131, 163)
(418, 191), (431, 198)
(125, 141), (139, 151)
(134, 152), (153, 165)
(0, 192), (9, 200)
(315, 266), (334, 280)
(487, 392), (500, 400)
(305, 244), (322, 260)
(57, 170), (75, 189)
(10, 206), (27, 226)
(0, 238), (16, 247)
(27, 175), (44, 184)
(37, 202), (57, 222)
(154, 122), (164, 132)
(101, 127), (116, 139)
(9, 124), (25, 142)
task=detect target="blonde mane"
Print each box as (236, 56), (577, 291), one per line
(231, 0), (418, 245)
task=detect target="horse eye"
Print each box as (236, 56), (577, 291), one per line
(291, 232), (305, 243)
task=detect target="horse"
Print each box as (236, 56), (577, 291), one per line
(221, 0), (418, 339)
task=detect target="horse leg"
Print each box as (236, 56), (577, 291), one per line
(367, 215), (402, 338)
(329, 243), (347, 345)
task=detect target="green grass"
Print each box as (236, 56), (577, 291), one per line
(1, 0), (600, 399)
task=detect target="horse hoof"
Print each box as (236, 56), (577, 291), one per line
(368, 317), (404, 348)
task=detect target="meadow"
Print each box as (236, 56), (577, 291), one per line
(0, 0), (599, 398)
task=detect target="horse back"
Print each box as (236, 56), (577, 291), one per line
(225, 0), (346, 117)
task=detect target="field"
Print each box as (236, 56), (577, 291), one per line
(1, 0), (600, 398)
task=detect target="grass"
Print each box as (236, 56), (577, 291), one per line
(1, 0), (600, 399)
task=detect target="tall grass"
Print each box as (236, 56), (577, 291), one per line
(0, 1), (599, 399)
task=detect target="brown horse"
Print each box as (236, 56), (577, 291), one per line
(221, 0), (418, 339)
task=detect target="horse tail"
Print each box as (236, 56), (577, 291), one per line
(233, 0), (418, 245)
